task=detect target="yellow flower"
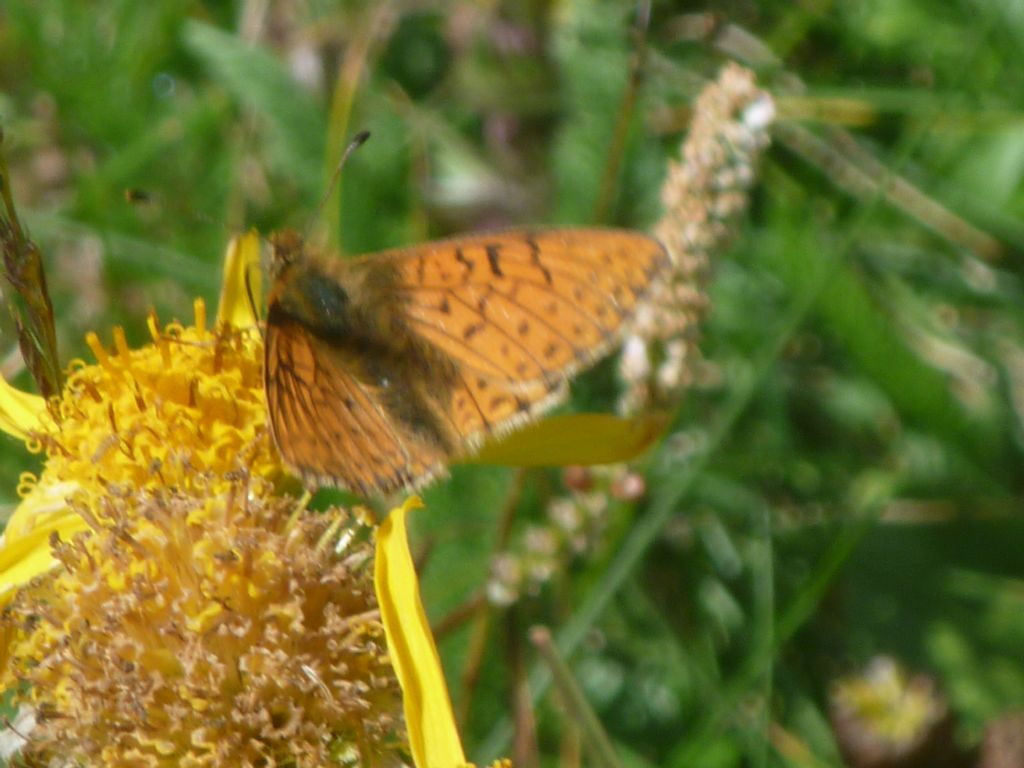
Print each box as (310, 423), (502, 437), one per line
(0, 233), (415, 765)
(375, 496), (510, 768)
(830, 656), (952, 763)
(2, 478), (404, 766)
(0, 232), (520, 767)
(0, 233), (272, 603)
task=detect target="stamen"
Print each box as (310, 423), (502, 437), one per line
(315, 514), (346, 555)
(194, 298), (207, 336)
(16, 472), (37, 498)
(113, 327), (131, 362)
(148, 311), (172, 368)
(86, 333), (110, 368)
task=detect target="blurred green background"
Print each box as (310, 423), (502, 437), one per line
(2, 1), (1024, 766)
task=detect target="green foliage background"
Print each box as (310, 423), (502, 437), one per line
(2, 1), (1023, 765)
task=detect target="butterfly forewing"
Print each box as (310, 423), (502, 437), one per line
(387, 230), (668, 386)
(265, 228), (668, 495)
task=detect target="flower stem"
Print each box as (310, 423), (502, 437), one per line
(529, 625), (621, 768)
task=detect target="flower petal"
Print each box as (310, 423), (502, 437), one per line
(470, 412), (668, 468)
(0, 481), (86, 605)
(216, 231), (262, 328)
(0, 375), (46, 441)
(375, 496), (467, 768)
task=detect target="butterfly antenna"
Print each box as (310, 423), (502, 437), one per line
(305, 130), (371, 240)
(244, 265), (265, 341)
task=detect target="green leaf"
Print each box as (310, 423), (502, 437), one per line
(182, 20), (324, 200)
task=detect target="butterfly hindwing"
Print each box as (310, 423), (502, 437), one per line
(265, 316), (448, 495)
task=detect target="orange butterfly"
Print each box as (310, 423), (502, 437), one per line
(264, 227), (668, 496)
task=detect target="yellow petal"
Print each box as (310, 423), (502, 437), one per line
(0, 375), (46, 441)
(0, 481), (87, 605)
(470, 412), (668, 468)
(375, 496), (467, 768)
(216, 231), (262, 328)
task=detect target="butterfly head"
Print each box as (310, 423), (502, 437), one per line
(268, 228), (305, 279)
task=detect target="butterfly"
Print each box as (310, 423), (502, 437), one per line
(264, 227), (668, 497)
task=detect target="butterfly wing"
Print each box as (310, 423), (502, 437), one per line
(265, 228), (668, 496)
(264, 313), (448, 496)
(379, 228), (668, 450)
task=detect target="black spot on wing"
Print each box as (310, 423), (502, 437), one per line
(486, 244), (504, 278)
(525, 234), (553, 286)
(455, 248), (474, 279)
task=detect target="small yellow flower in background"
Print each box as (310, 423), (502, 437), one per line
(830, 656), (954, 767)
